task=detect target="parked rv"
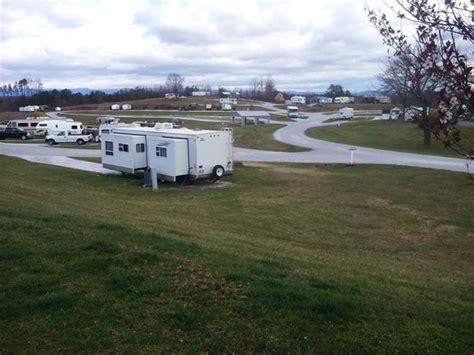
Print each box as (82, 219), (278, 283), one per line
(287, 106), (299, 119)
(110, 104), (120, 110)
(96, 116), (120, 125)
(339, 107), (354, 120)
(122, 104), (132, 110)
(35, 119), (84, 135)
(101, 123), (233, 182)
(45, 131), (93, 145)
(5, 118), (48, 134)
(0, 127), (33, 140)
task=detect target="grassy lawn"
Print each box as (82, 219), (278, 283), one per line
(306, 120), (474, 157)
(0, 156), (473, 352)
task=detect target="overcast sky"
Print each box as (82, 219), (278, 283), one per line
(0, 0), (394, 92)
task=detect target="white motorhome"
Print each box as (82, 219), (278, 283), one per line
(101, 123), (233, 182)
(339, 107), (354, 120)
(287, 106), (299, 119)
(35, 119), (84, 135)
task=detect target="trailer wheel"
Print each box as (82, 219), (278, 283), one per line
(212, 165), (225, 178)
(47, 139), (55, 145)
(21, 135), (27, 140)
(76, 138), (85, 145)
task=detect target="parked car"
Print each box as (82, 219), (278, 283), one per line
(0, 127), (33, 140)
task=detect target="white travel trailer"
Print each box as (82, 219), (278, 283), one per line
(339, 107), (354, 120)
(101, 123), (233, 183)
(35, 119), (84, 135)
(165, 93), (176, 99)
(121, 104), (132, 110)
(290, 96), (306, 104)
(6, 117), (48, 134)
(219, 97), (238, 105)
(19, 105), (40, 112)
(192, 91), (211, 97)
(96, 116), (120, 125)
(110, 104), (120, 110)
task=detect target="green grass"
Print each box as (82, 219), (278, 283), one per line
(0, 157), (473, 352)
(306, 120), (474, 157)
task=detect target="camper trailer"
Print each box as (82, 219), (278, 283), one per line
(287, 106), (299, 119)
(110, 104), (120, 110)
(338, 107), (354, 120)
(121, 104), (132, 110)
(35, 119), (84, 135)
(96, 116), (120, 125)
(6, 117), (49, 134)
(101, 123), (233, 182)
(290, 96), (306, 104)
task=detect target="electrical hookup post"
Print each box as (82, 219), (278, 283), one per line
(347, 148), (357, 167)
(466, 155), (473, 178)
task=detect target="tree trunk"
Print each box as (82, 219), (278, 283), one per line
(422, 103), (431, 146)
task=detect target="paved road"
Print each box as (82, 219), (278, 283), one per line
(0, 106), (470, 174)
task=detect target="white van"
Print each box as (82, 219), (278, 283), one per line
(35, 119), (84, 135)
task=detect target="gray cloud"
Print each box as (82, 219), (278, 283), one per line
(1, 0), (390, 92)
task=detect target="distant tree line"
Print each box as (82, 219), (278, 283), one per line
(0, 78), (171, 111)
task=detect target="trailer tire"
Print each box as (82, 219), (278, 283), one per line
(47, 139), (55, 145)
(212, 165), (225, 178)
(76, 138), (85, 145)
(21, 135), (27, 140)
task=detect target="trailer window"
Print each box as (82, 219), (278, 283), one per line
(38, 123), (47, 127)
(156, 146), (167, 157)
(101, 129), (110, 134)
(105, 141), (113, 155)
(71, 125), (78, 129)
(31, 122), (38, 127)
(118, 143), (129, 152)
(136, 143), (145, 153)
(18, 123), (28, 127)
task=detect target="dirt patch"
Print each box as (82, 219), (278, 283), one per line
(185, 180), (234, 189)
(242, 162), (331, 177)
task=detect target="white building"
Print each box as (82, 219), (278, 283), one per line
(290, 96), (306, 104)
(100, 123), (234, 184)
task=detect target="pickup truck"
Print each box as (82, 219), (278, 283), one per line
(0, 127), (33, 140)
(45, 131), (93, 145)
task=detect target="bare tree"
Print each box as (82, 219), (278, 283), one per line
(165, 73), (184, 99)
(367, 0), (473, 153)
(264, 77), (277, 101)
